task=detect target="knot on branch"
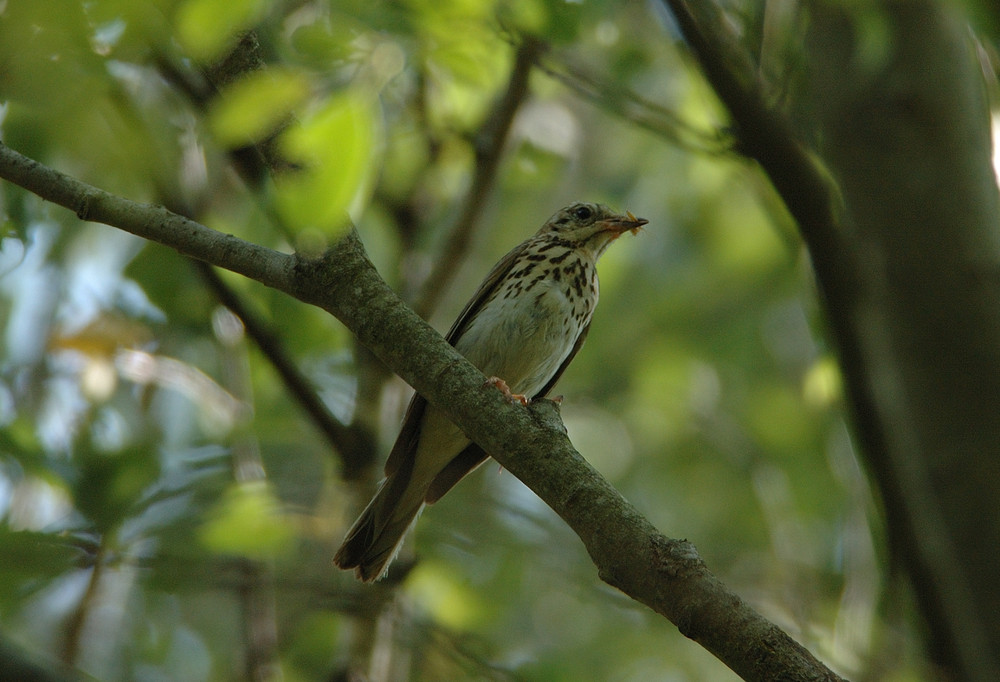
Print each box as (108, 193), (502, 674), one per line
(527, 398), (566, 433)
(652, 535), (706, 580)
(74, 190), (96, 221)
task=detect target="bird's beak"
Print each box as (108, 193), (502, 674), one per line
(599, 211), (649, 237)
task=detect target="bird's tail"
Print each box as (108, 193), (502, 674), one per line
(333, 475), (423, 582)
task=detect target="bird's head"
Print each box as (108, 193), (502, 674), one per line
(537, 202), (648, 258)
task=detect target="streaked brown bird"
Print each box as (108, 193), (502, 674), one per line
(334, 202), (648, 581)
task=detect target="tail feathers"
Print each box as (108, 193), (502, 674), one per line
(334, 481), (424, 582)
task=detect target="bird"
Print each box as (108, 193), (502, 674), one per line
(334, 202), (648, 581)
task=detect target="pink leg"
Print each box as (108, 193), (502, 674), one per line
(485, 376), (530, 406)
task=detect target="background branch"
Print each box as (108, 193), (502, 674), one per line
(536, 52), (731, 154)
(661, 1), (1000, 679)
(192, 260), (376, 476)
(413, 36), (544, 317)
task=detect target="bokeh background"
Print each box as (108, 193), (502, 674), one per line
(2, 1), (995, 680)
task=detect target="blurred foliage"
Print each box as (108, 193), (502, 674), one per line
(0, 0), (979, 680)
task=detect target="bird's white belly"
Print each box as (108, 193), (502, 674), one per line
(455, 278), (593, 397)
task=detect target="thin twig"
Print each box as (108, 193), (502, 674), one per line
(212, 311), (282, 681)
(413, 36), (545, 318)
(194, 260), (376, 476)
(536, 53), (732, 154)
(60, 544), (105, 667)
(163, 34), (377, 477)
(657, 0), (842, 259)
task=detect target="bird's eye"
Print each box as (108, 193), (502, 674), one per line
(572, 205), (594, 222)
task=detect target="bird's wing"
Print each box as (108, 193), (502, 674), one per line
(383, 240), (527, 479)
(443, 240), (529, 344)
(534, 321), (590, 399)
(425, 442), (489, 502)
(383, 392), (427, 477)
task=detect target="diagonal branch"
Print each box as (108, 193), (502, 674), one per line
(0, 141), (845, 682)
(536, 52), (731, 154)
(658, 0), (845, 268)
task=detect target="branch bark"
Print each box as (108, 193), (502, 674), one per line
(0, 141), (845, 682)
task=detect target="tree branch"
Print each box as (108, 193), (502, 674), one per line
(0, 141), (844, 681)
(535, 52), (731, 154)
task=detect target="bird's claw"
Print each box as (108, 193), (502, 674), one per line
(485, 377), (530, 406)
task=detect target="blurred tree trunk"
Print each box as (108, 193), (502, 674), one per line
(802, 3), (1000, 679)
(667, 0), (1000, 678)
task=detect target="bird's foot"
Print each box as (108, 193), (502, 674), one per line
(485, 377), (530, 406)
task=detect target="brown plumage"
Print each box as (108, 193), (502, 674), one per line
(334, 202), (648, 581)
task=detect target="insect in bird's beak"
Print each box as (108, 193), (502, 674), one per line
(599, 211), (648, 237)
(625, 210), (646, 235)
(608, 211), (648, 237)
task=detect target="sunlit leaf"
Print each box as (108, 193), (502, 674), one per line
(198, 481), (296, 559)
(273, 91), (378, 236)
(408, 561), (484, 629)
(174, 0), (267, 62)
(497, 0), (547, 35)
(404, 0), (510, 130)
(208, 68), (311, 148)
(288, 18), (357, 68)
(803, 356), (842, 408)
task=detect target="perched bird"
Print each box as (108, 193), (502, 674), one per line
(334, 202), (648, 581)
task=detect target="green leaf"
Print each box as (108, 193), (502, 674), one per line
(208, 68), (311, 148)
(288, 19), (356, 68)
(174, 0), (268, 62)
(273, 91), (378, 237)
(198, 481), (296, 559)
(0, 529), (81, 605)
